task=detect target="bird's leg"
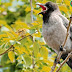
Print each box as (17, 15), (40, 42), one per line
(59, 45), (64, 51)
(54, 45), (64, 64)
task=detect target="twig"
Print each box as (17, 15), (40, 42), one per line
(51, 15), (72, 72)
(30, 0), (33, 22)
(32, 51), (35, 72)
(18, 35), (31, 41)
(56, 51), (72, 72)
(51, 52), (63, 72)
(30, 0), (35, 71)
(0, 45), (13, 56)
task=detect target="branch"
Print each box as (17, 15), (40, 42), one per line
(30, 1), (35, 71)
(18, 35), (31, 41)
(30, 0), (33, 22)
(51, 15), (72, 72)
(0, 45), (13, 56)
(56, 51), (72, 72)
(51, 52), (63, 72)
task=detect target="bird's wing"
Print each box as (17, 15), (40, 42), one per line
(59, 14), (69, 28)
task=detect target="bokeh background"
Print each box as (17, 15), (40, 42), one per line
(0, 0), (72, 72)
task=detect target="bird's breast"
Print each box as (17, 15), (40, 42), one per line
(42, 23), (67, 54)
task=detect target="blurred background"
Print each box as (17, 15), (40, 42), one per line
(0, 0), (72, 72)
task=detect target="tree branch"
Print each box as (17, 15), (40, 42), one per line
(30, 0), (33, 22)
(30, 0), (35, 71)
(56, 51), (72, 72)
(0, 45), (13, 56)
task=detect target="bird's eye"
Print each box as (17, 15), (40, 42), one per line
(48, 4), (51, 7)
(45, 4), (51, 8)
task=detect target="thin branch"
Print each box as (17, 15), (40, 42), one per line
(56, 51), (72, 72)
(18, 35), (31, 41)
(30, 0), (33, 22)
(30, 1), (35, 71)
(51, 52), (63, 72)
(0, 45), (13, 56)
(32, 51), (35, 72)
(51, 15), (72, 72)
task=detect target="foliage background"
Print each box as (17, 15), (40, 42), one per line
(0, 0), (72, 72)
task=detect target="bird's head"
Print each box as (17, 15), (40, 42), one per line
(36, 1), (59, 15)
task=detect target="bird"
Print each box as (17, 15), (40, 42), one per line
(36, 1), (72, 69)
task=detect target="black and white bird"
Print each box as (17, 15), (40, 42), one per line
(36, 1), (72, 69)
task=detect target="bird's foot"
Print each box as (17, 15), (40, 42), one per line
(59, 45), (64, 51)
(54, 58), (60, 64)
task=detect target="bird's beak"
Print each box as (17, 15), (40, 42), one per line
(36, 3), (48, 15)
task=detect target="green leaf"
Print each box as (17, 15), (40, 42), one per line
(33, 41), (40, 57)
(40, 46), (48, 59)
(23, 55), (32, 67)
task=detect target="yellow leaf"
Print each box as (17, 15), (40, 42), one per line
(64, 0), (70, 6)
(25, 33), (30, 36)
(11, 30), (18, 38)
(8, 51), (15, 62)
(21, 47), (28, 54)
(39, 25), (42, 28)
(41, 0), (47, 4)
(4, 3), (12, 7)
(33, 32), (41, 37)
(42, 66), (51, 72)
(15, 20), (29, 29)
(2, 38), (13, 42)
(31, 22), (38, 26)
(1, 8), (5, 12)
(15, 47), (28, 54)
(25, 6), (31, 12)
(15, 47), (23, 54)
(59, 5), (68, 14)
(43, 59), (53, 66)
(0, 34), (8, 38)
(56, 0), (62, 3)
(5, 31), (15, 38)
(38, 41), (45, 45)
(69, 6), (72, 13)
(0, 20), (6, 25)
(37, 53), (41, 57)
(33, 9), (40, 14)
(16, 56), (20, 60)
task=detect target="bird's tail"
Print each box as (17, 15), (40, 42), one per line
(61, 54), (72, 69)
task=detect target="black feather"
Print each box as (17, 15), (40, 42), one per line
(61, 54), (72, 69)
